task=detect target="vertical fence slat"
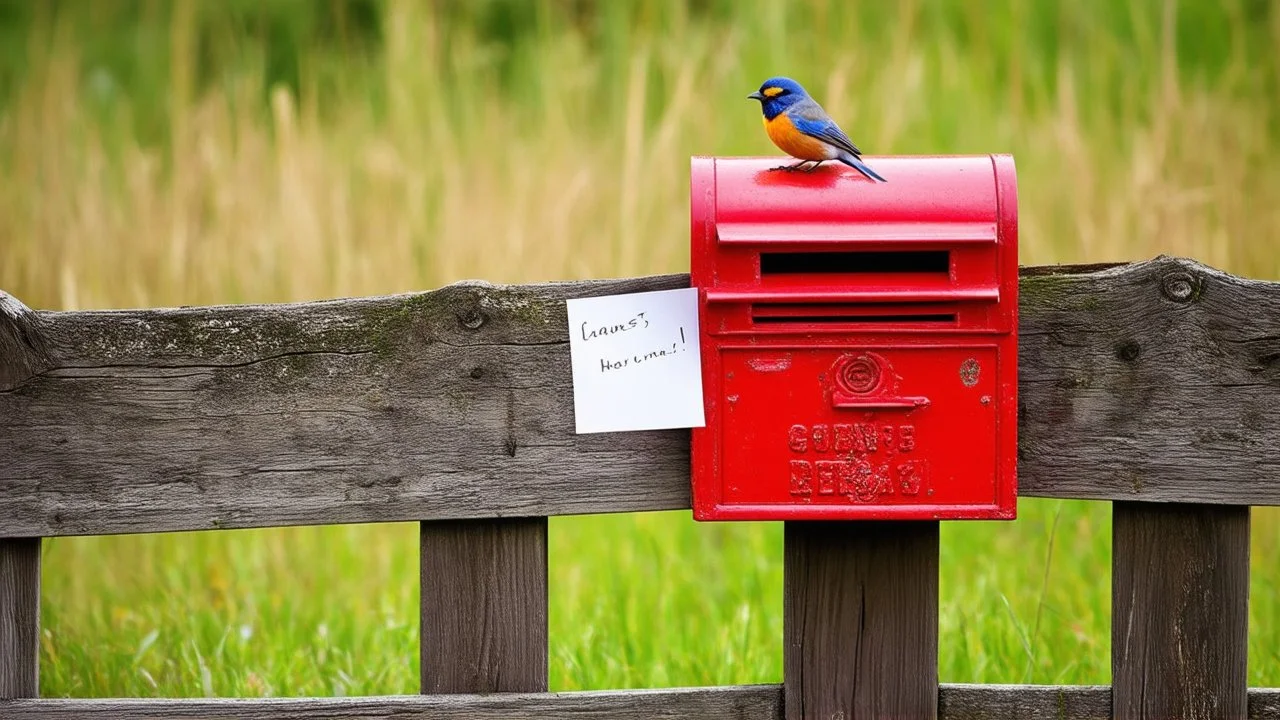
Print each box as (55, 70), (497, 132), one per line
(1111, 502), (1249, 720)
(784, 520), (939, 720)
(2, 292), (46, 698)
(420, 518), (548, 694)
(0, 538), (40, 698)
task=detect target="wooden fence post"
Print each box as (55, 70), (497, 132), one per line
(2, 292), (46, 699)
(0, 538), (40, 698)
(1111, 503), (1250, 720)
(784, 521), (939, 720)
(420, 518), (548, 694)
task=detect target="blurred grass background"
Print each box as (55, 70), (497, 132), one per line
(1, 0), (1277, 697)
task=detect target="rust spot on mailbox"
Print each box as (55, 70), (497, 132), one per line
(689, 155), (1019, 521)
(960, 357), (981, 387)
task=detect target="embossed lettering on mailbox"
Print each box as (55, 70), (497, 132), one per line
(689, 155), (1019, 521)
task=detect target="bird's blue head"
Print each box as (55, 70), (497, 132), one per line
(748, 77), (809, 120)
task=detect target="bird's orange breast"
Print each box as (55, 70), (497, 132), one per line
(764, 113), (831, 161)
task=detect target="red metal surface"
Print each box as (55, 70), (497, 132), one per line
(689, 155), (1018, 521)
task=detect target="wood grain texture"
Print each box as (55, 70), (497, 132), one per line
(421, 518), (547, 694)
(1252, 689), (1280, 720)
(1017, 258), (1280, 504)
(3, 257), (1280, 537)
(0, 685), (783, 719)
(0, 538), (40, 698)
(0, 275), (691, 538)
(938, 684), (1111, 720)
(1112, 503), (1250, 720)
(784, 521), (939, 720)
(1, 686), (1278, 719)
(0, 292), (53, 393)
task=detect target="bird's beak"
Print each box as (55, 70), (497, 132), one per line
(747, 91), (764, 101)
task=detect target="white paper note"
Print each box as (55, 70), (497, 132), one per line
(566, 287), (705, 434)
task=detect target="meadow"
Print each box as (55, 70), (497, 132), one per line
(2, 0), (1278, 696)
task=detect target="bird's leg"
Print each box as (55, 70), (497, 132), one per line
(769, 160), (811, 172)
(803, 161), (824, 173)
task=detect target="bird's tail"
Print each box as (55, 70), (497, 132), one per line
(837, 152), (886, 182)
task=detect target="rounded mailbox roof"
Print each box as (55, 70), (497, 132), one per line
(693, 155), (1017, 246)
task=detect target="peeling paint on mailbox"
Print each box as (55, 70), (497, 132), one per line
(689, 155), (1019, 521)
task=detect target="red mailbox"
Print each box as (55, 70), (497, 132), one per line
(689, 155), (1018, 521)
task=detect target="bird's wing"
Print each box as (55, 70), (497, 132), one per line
(788, 100), (864, 158)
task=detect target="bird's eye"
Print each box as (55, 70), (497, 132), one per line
(762, 87), (785, 98)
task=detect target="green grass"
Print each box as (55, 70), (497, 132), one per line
(41, 524), (420, 696)
(5, 0), (1279, 696)
(40, 503), (1280, 694)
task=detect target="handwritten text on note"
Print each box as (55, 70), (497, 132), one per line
(566, 287), (705, 434)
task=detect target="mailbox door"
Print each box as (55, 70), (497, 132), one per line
(694, 340), (1015, 520)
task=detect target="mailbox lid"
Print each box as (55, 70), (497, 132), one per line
(690, 155), (1018, 333)
(710, 155), (1005, 227)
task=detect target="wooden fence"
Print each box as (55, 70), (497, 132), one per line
(1, 255), (1278, 719)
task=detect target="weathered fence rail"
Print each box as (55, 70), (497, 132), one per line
(2, 255), (1279, 718)
(3, 685), (1280, 719)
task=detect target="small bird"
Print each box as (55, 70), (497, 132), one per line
(748, 76), (885, 181)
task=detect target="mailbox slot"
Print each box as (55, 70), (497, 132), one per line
(750, 303), (957, 326)
(760, 250), (951, 276)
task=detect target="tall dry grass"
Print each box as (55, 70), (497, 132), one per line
(2, 0), (1277, 314)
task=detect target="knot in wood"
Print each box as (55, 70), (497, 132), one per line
(1160, 271), (1200, 303)
(457, 307), (487, 331)
(1116, 341), (1141, 362)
